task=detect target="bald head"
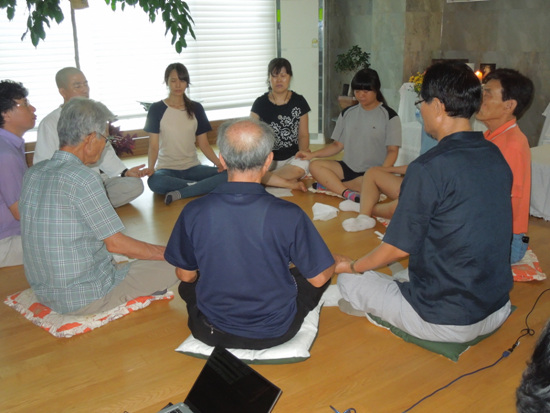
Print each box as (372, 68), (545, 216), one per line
(56, 67), (90, 103)
(217, 117), (275, 172)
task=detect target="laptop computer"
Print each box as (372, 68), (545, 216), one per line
(158, 346), (282, 413)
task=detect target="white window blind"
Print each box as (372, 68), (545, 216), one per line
(0, 0), (276, 139)
(0, 0), (76, 138)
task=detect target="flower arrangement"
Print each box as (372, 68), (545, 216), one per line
(108, 124), (136, 157)
(409, 71), (424, 94)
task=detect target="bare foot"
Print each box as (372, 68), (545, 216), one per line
(292, 181), (307, 192)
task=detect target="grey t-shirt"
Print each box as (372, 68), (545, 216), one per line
(331, 103), (401, 172)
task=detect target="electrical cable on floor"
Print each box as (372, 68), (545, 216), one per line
(401, 288), (550, 413)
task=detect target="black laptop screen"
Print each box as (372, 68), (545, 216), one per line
(184, 346), (282, 413)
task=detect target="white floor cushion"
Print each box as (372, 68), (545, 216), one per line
(176, 302), (322, 364)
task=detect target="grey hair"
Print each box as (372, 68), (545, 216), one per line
(217, 117), (275, 172)
(57, 97), (115, 148)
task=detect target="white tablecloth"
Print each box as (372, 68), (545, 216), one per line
(530, 144), (550, 220)
(395, 122), (421, 166)
(538, 103), (550, 146)
(396, 83), (421, 166)
(398, 82), (417, 123)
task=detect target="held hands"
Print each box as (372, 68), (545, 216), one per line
(125, 164), (152, 178)
(334, 254), (354, 274)
(295, 149), (314, 161)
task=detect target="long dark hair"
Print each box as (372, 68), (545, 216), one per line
(164, 63), (194, 119)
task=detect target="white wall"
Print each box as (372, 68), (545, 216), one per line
(280, 0), (323, 140)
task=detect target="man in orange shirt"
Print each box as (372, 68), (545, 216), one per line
(476, 68), (534, 263)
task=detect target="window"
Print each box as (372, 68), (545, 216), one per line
(0, 0), (276, 140)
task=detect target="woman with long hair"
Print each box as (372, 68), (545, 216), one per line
(144, 63), (226, 205)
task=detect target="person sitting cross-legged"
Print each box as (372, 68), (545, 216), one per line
(35, 67), (147, 208)
(0, 80), (36, 267)
(165, 117), (337, 350)
(20, 97), (177, 315)
(297, 68), (401, 206)
(335, 62), (514, 343)
(476, 68), (534, 264)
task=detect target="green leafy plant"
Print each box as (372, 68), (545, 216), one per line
(0, 0), (195, 52)
(334, 45), (371, 73)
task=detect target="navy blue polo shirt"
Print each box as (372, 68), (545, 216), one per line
(165, 182), (334, 338)
(384, 131), (513, 326)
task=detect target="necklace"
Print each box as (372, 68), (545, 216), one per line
(488, 123), (517, 141)
(269, 90), (290, 106)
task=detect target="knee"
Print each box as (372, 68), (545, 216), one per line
(127, 177), (144, 196)
(309, 160), (324, 175)
(146, 172), (164, 194)
(111, 178), (144, 208)
(365, 166), (383, 179)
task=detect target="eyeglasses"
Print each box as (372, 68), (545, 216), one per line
(97, 132), (114, 144)
(15, 99), (33, 108)
(414, 99), (425, 109)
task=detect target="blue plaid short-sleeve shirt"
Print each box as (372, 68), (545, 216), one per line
(20, 150), (129, 313)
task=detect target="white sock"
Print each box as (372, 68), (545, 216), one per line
(342, 214), (376, 232)
(339, 199), (360, 212)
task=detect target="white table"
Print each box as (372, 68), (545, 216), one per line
(530, 144), (550, 220)
(396, 83), (422, 166)
(538, 102), (550, 146)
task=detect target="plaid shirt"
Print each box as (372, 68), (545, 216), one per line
(20, 150), (129, 313)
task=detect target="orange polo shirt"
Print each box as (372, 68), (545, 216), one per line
(484, 119), (531, 234)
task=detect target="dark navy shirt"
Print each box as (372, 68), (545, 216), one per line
(384, 131), (513, 326)
(165, 182), (334, 338)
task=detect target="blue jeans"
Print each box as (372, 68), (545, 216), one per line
(511, 233), (528, 264)
(147, 165), (227, 198)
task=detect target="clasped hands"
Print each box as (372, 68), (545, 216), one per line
(333, 253), (357, 275)
(125, 164), (153, 178)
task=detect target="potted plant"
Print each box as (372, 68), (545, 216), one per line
(108, 124), (137, 157)
(334, 45), (371, 96)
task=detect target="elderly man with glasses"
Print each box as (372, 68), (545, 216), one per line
(0, 80), (36, 268)
(20, 97), (177, 315)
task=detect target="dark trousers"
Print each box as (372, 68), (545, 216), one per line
(178, 267), (330, 350)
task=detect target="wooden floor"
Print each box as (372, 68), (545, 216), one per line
(2, 156), (550, 413)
